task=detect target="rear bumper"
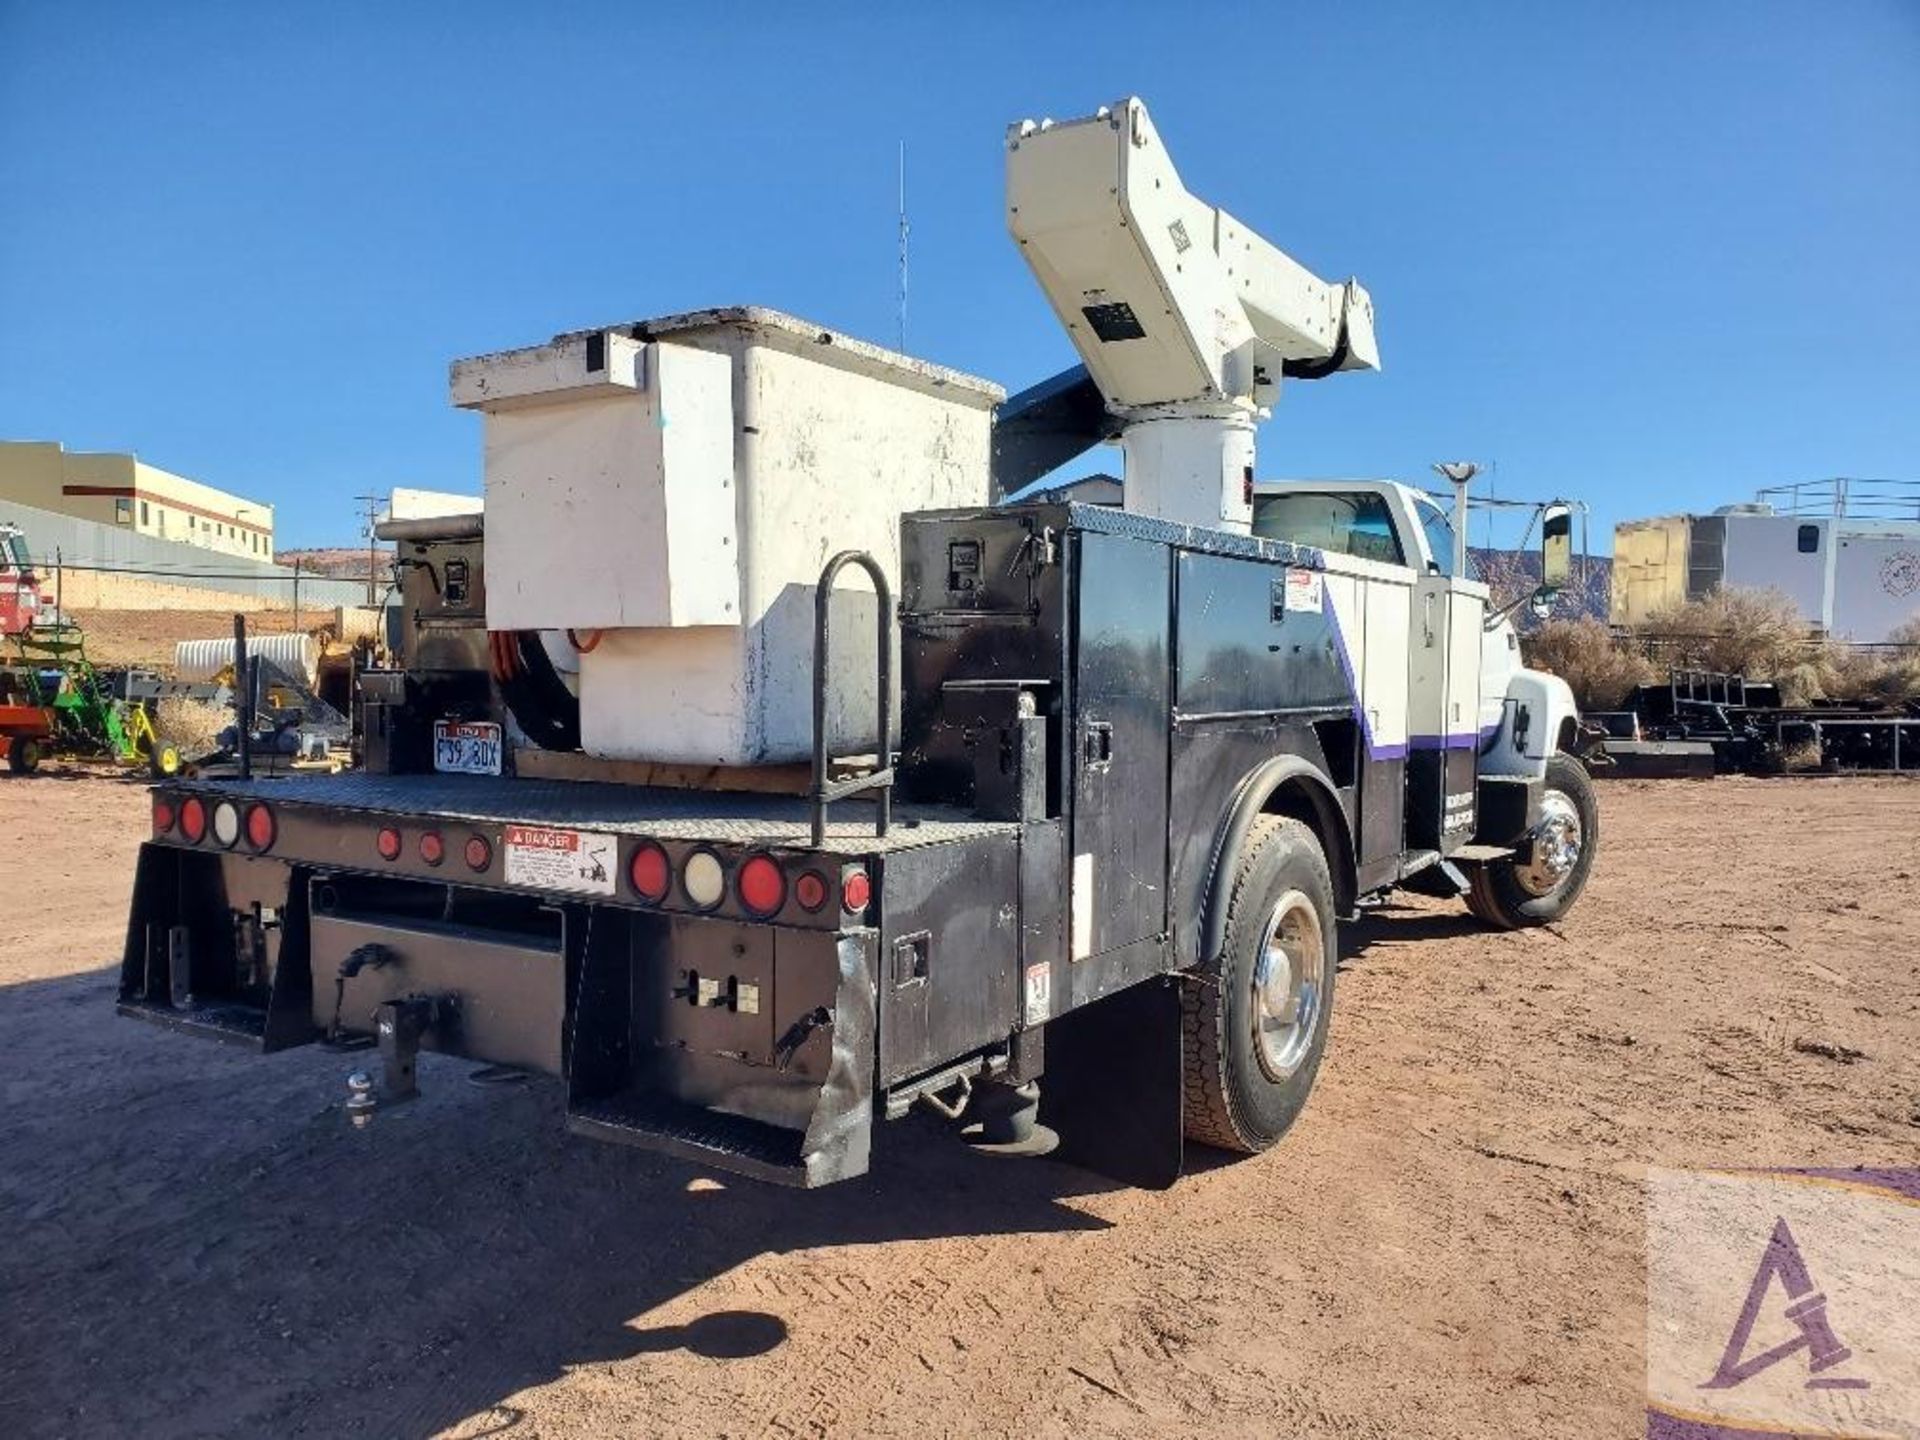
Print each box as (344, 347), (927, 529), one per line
(118, 842), (877, 1187)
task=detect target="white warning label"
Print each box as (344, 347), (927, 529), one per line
(1283, 566), (1324, 613)
(503, 824), (617, 895)
(1023, 962), (1051, 1026)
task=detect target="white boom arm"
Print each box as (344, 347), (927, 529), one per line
(1007, 97), (1378, 531)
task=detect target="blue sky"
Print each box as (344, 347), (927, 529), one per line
(2, 1), (1915, 551)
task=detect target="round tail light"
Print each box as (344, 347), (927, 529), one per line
(245, 804), (275, 851)
(211, 801), (242, 848)
(179, 796), (207, 844)
(681, 849), (725, 910)
(738, 855), (786, 917)
(376, 827), (402, 862)
(419, 831), (445, 866)
(629, 842), (671, 903)
(153, 798), (176, 835)
(793, 870), (829, 913)
(841, 868), (871, 915)
(464, 835), (492, 872)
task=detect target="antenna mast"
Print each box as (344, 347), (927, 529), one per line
(896, 140), (909, 352)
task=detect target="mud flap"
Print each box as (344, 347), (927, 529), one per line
(567, 924), (877, 1189)
(117, 843), (316, 1052)
(1038, 978), (1184, 1190)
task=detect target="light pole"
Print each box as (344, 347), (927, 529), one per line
(1432, 462), (1479, 577)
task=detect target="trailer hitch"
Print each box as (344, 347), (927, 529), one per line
(345, 993), (458, 1129)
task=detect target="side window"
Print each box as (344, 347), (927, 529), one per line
(1797, 524), (1819, 554)
(1416, 500), (1458, 577)
(1251, 491), (1406, 566)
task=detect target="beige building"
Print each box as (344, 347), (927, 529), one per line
(0, 440), (274, 560)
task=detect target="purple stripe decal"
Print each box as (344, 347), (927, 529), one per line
(1319, 585), (1396, 761)
(1409, 732), (1482, 752)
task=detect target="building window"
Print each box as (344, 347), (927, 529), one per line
(114, 498), (132, 524)
(1797, 524), (1819, 554)
(140, 500), (150, 526)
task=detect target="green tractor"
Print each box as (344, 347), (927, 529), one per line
(3, 623), (181, 777)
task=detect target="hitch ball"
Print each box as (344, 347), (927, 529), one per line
(345, 1070), (378, 1129)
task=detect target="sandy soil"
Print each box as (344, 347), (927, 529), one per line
(61, 608), (315, 670)
(0, 773), (1914, 1439)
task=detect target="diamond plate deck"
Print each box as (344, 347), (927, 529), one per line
(193, 772), (1014, 856)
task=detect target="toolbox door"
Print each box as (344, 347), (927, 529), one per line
(1406, 576), (1485, 852)
(1068, 531), (1171, 959)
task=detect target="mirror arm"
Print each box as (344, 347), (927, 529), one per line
(1485, 586), (1556, 631)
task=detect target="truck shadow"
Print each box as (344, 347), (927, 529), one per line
(1340, 901), (1486, 961)
(0, 965), (1115, 1440)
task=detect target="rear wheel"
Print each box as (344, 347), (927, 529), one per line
(7, 735), (42, 775)
(1464, 753), (1599, 929)
(1182, 815), (1337, 1153)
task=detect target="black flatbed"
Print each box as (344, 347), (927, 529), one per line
(193, 771), (1015, 856)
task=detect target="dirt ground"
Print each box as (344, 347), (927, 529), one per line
(62, 608), (314, 670)
(1, 773), (1915, 1439)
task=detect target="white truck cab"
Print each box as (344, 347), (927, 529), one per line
(1250, 478), (1590, 923)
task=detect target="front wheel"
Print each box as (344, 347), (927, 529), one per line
(1182, 815), (1338, 1153)
(7, 735), (43, 775)
(1465, 753), (1599, 929)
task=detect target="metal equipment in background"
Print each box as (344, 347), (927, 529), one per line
(1, 620), (177, 776)
(1605, 668), (1920, 775)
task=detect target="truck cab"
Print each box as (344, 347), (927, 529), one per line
(1, 524), (44, 637)
(1250, 478), (1589, 913)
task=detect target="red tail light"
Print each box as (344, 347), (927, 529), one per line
(464, 835), (492, 871)
(153, 798), (176, 835)
(629, 842), (671, 903)
(738, 854), (786, 917)
(245, 804), (275, 851)
(793, 870), (829, 913)
(376, 827), (402, 861)
(841, 868), (871, 915)
(419, 831), (445, 866)
(179, 796), (207, 844)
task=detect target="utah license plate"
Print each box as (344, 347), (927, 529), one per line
(433, 720), (503, 776)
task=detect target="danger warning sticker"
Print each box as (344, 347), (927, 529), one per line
(503, 824), (617, 895)
(1283, 566), (1324, 613)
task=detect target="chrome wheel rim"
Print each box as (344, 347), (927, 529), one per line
(1516, 789), (1583, 897)
(1252, 890), (1325, 1082)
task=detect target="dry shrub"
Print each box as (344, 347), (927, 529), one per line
(1631, 588), (1920, 705)
(1640, 588), (1816, 678)
(1778, 737), (1826, 772)
(155, 695), (228, 756)
(1521, 617), (1656, 710)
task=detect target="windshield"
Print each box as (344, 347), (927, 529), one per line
(1, 532), (29, 571)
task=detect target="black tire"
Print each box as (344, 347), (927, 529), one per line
(1182, 815), (1338, 1153)
(1464, 753), (1599, 929)
(8, 735), (43, 775)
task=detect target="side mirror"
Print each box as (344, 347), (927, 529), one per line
(1540, 502), (1574, 594)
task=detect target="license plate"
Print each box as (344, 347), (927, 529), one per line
(433, 720), (502, 776)
(503, 825), (617, 895)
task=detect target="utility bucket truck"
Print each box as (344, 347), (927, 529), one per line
(117, 99), (1596, 1190)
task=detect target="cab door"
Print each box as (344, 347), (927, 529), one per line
(1404, 504), (1485, 855)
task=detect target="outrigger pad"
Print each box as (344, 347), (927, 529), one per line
(1038, 978), (1184, 1191)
